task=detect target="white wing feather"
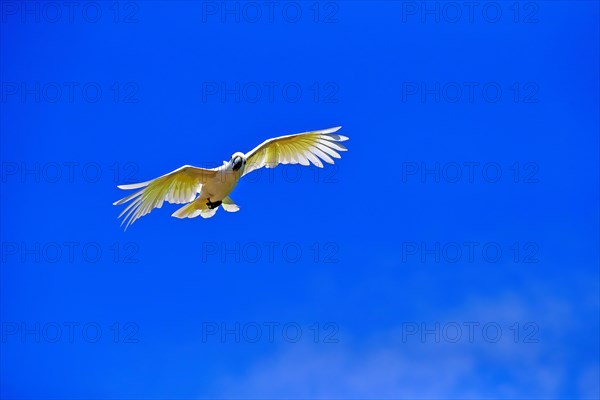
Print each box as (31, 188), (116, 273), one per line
(113, 165), (217, 230)
(243, 126), (348, 176)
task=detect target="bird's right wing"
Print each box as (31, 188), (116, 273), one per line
(113, 165), (217, 230)
(243, 126), (348, 176)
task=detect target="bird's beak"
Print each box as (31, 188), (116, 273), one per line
(232, 158), (242, 171)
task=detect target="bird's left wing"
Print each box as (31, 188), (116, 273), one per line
(113, 165), (217, 230)
(243, 126), (348, 176)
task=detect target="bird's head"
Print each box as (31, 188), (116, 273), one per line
(230, 152), (247, 171)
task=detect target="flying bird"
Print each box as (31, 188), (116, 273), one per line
(113, 126), (348, 229)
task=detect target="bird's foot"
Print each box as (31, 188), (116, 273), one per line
(206, 199), (222, 209)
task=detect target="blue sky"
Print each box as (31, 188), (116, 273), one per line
(1, 1), (598, 398)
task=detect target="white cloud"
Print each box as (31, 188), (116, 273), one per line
(207, 291), (598, 399)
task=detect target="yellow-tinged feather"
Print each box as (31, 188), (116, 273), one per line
(243, 127), (348, 176)
(113, 165), (216, 229)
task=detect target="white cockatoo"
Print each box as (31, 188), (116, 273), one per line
(113, 126), (348, 229)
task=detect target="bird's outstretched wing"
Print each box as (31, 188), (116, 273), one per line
(243, 126), (348, 176)
(113, 165), (217, 230)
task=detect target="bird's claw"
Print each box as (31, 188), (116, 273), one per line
(207, 199), (222, 209)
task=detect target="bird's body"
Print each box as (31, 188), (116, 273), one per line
(200, 163), (243, 202)
(170, 163), (244, 219)
(114, 127), (348, 229)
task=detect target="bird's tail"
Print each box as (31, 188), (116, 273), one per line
(172, 196), (239, 219)
(221, 196), (240, 213)
(171, 197), (216, 219)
